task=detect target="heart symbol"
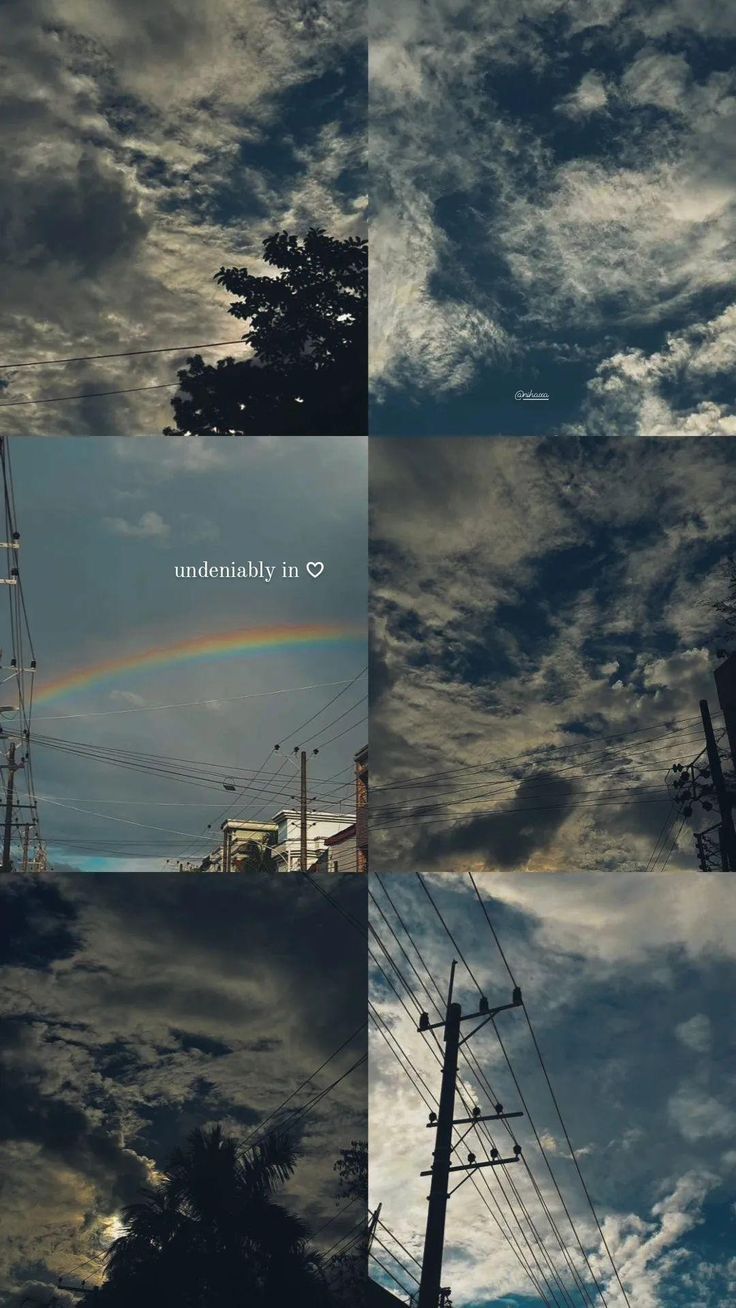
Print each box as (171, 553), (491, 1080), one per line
(306, 561), (324, 578)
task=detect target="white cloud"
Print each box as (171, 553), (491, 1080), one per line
(102, 509), (170, 539)
(558, 71), (610, 117)
(674, 1014), (712, 1054)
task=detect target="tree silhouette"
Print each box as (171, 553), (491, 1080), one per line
(82, 1127), (326, 1308)
(233, 835), (277, 873)
(164, 229), (367, 436)
(329, 1141), (368, 1308)
(334, 1140), (367, 1201)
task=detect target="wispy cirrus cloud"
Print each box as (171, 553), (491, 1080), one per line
(370, 0), (736, 435)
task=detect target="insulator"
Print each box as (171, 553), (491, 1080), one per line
(479, 996), (489, 1013)
(494, 1102), (503, 1115)
(491, 1147), (499, 1159)
(467, 1152), (476, 1165)
(512, 986), (522, 1005)
(513, 1144), (522, 1156)
(274, 743), (280, 751)
(428, 1110), (437, 1124)
(419, 1012), (430, 1031)
(471, 1106), (481, 1118)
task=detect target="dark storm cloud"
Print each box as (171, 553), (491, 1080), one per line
(0, 878), (81, 970)
(15, 154), (148, 272)
(0, 873), (367, 1301)
(414, 771), (579, 868)
(0, 1044), (151, 1207)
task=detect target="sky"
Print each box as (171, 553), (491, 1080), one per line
(0, 871), (367, 1307)
(371, 436), (736, 873)
(6, 435), (367, 871)
(368, 871), (736, 1308)
(370, 0), (736, 436)
(0, 0), (366, 436)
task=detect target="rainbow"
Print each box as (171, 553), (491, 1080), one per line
(34, 622), (365, 704)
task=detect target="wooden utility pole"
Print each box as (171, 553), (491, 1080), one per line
(300, 749), (308, 872)
(1, 741), (17, 873)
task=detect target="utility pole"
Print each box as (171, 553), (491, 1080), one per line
(300, 749), (308, 872)
(671, 699), (736, 872)
(714, 652), (736, 774)
(700, 699), (736, 870)
(21, 822), (29, 873)
(367, 1202), (382, 1253)
(417, 963), (523, 1308)
(1, 741), (18, 873)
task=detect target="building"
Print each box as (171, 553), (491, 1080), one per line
(271, 809), (356, 872)
(222, 820), (278, 872)
(181, 745), (368, 873)
(368, 1281), (409, 1307)
(319, 822), (357, 873)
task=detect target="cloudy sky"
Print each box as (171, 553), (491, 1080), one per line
(370, 0), (736, 436)
(369, 872), (736, 1308)
(371, 436), (736, 873)
(8, 435), (366, 870)
(0, 871), (367, 1307)
(0, 0), (365, 435)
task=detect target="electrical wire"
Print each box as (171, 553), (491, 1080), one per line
(0, 381), (178, 407)
(0, 338), (249, 370)
(373, 880), (605, 1307)
(469, 875), (632, 1308)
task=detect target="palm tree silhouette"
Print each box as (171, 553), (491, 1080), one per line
(233, 836), (277, 873)
(84, 1127), (326, 1307)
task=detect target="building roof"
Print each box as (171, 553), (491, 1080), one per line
(271, 808), (356, 824)
(220, 819), (277, 835)
(324, 823), (356, 846)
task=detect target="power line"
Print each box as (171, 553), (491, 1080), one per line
(241, 1021), (366, 1149)
(377, 1217), (423, 1270)
(0, 381), (177, 407)
(369, 1249), (416, 1301)
(369, 927), (573, 1306)
(0, 338), (248, 370)
(469, 876), (631, 1308)
(371, 717), (704, 793)
(32, 676), (358, 721)
(373, 1233), (420, 1286)
(373, 880), (607, 1306)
